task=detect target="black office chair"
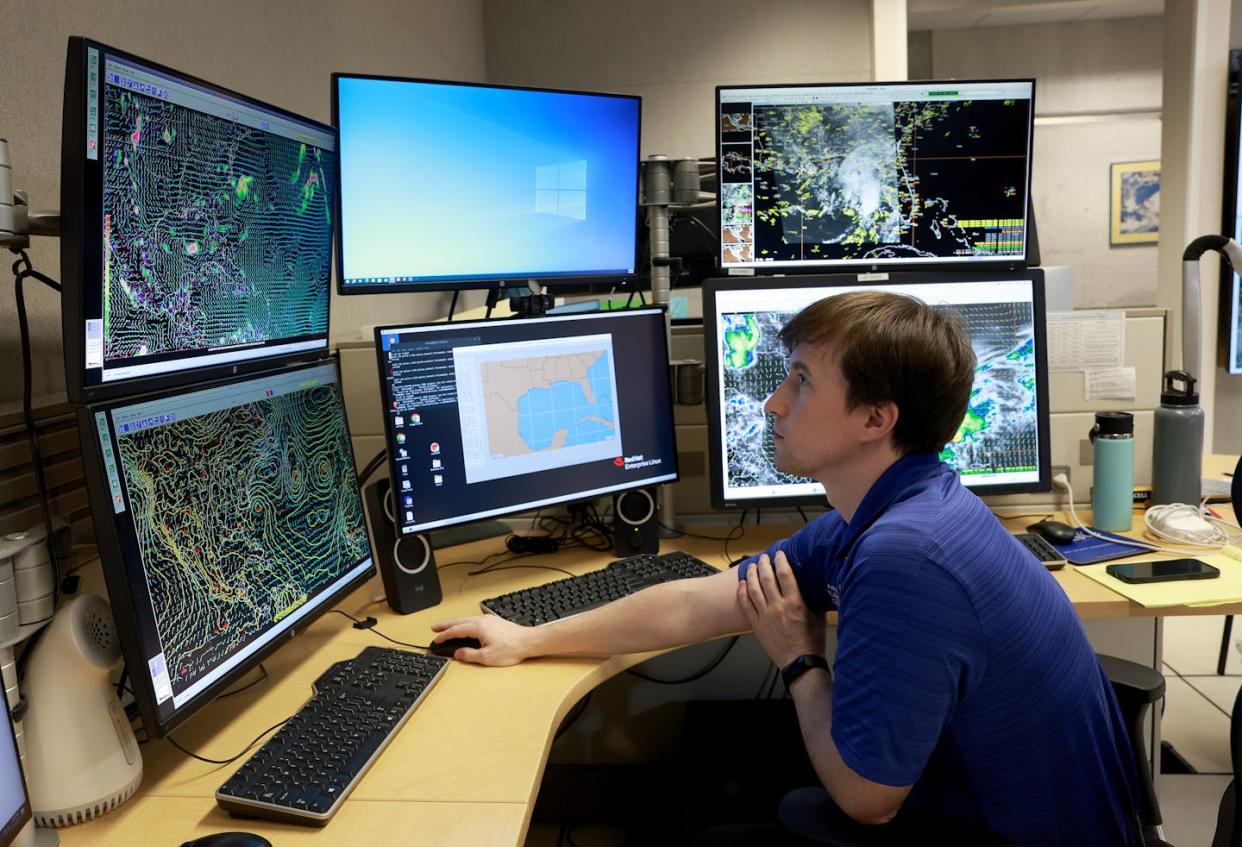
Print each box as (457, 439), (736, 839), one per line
(1210, 676), (1242, 847)
(1095, 654), (1169, 847)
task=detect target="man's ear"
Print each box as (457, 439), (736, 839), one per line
(860, 400), (899, 445)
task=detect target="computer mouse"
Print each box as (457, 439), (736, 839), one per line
(1029, 519), (1077, 545)
(180, 832), (272, 847)
(429, 637), (482, 657)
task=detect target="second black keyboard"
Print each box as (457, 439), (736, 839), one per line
(216, 645), (448, 826)
(480, 550), (717, 626)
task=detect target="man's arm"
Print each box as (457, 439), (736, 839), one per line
(741, 554), (911, 825)
(431, 567), (748, 666)
(786, 667), (912, 825)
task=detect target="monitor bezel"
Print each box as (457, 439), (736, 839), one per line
(331, 72), (644, 295)
(77, 356), (376, 739)
(373, 307), (680, 534)
(0, 709), (31, 847)
(61, 36), (336, 405)
(1221, 49), (1242, 374)
(702, 270), (1052, 510)
(714, 78), (1037, 276)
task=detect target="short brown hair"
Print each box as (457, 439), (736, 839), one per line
(779, 291), (975, 455)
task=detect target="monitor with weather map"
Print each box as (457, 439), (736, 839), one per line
(715, 79), (1035, 274)
(702, 272), (1051, 509)
(78, 358), (374, 737)
(375, 309), (679, 534)
(61, 38), (335, 403)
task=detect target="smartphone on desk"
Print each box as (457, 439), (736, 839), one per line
(1105, 559), (1220, 584)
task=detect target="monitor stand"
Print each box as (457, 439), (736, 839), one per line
(429, 520), (510, 549)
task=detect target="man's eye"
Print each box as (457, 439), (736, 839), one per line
(797, 373), (807, 385)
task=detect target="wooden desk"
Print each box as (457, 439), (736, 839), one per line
(52, 508), (1242, 846)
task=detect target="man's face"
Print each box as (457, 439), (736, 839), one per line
(763, 342), (872, 481)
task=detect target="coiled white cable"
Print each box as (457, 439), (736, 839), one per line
(1053, 474), (1227, 554)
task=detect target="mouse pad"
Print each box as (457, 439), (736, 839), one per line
(1051, 529), (1146, 565)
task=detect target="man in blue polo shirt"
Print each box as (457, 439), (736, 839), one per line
(433, 291), (1140, 846)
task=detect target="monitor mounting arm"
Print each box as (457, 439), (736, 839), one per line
(0, 138), (60, 248)
(1181, 235), (1242, 382)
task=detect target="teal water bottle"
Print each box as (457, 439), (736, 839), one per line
(1090, 411), (1135, 532)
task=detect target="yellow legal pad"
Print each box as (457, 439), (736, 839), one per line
(1076, 553), (1242, 608)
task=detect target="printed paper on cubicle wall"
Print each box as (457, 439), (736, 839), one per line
(1047, 311), (1125, 372)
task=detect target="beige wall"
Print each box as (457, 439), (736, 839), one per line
(0, 0), (487, 404)
(482, 0), (875, 159)
(926, 17), (1164, 309)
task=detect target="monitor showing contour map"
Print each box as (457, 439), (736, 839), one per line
(703, 272), (1051, 508)
(376, 309), (678, 533)
(83, 359), (373, 735)
(61, 39), (335, 402)
(715, 80), (1034, 273)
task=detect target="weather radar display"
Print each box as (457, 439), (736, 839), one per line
(76, 50), (337, 396)
(109, 373), (368, 701)
(710, 279), (1044, 504)
(717, 80), (1033, 271)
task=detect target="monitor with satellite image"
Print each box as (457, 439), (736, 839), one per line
(715, 79), (1035, 275)
(61, 38), (335, 403)
(375, 309), (678, 535)
(702, 272), (1051, 509)
(78, 358), (374, 737)
(334, 74), (641, 294)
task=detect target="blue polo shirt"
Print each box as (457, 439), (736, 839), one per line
(739, 454), (1139, 847)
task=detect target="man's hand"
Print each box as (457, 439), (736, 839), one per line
(738, 552), (826, 668)
(430, 614), (537, 666)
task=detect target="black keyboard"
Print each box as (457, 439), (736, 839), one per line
(216, 646), (448, 826)
(480, 550), (717, 626)
(1014, 532), (1068, 570)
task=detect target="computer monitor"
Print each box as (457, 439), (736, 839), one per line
(1223, 49), (1242, 373)
(715, 79), (1035, 274)
(78, 358), (373, 737)
(61, 38), (335, 403)
(703, 271), (1051, 509)
(375, 308), (678, 535)
(0, 710), (30, 847)
(333, 74), (641, 293)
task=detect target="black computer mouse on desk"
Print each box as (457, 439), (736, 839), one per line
(429, 637), (482, 658)
(180, 833), (271, 847)
(1028, 519), (1077, 545)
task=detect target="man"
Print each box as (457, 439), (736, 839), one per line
(432, 292), (1139, 846)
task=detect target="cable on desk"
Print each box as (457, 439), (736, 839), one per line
(326, 608), (430, 650)
(167, 716), (293, 765)
(722, 510), (748, 568)
(624, 636), (738, 685)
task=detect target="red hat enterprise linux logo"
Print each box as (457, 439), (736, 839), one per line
(614, 457), (624, 467)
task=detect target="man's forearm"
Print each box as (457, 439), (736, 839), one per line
(789, 669), (908, 825)
(523, 570), (744, 658)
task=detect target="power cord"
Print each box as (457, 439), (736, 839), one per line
(1053, 474), (1227, 553)
(10, 249), (64, 608)
(357, 448), (387, 486)
(326, 608), (430, 650)
(167, 716), (293, 766)
(625, 636), (738, 684)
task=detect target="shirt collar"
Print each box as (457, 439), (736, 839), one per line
(838, 452), (946, 550)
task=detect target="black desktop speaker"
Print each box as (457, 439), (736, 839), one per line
(613, 488), (659, 556)
(363, 478), (443, 615)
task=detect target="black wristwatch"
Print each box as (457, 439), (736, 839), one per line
(781, 654), (831, 689)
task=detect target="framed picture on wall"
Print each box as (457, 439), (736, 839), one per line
(1110, 160), (1160, 246)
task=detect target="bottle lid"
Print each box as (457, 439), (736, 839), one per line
(1161, 370), (1199, 405)
(1093, 411), (1134, 437)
